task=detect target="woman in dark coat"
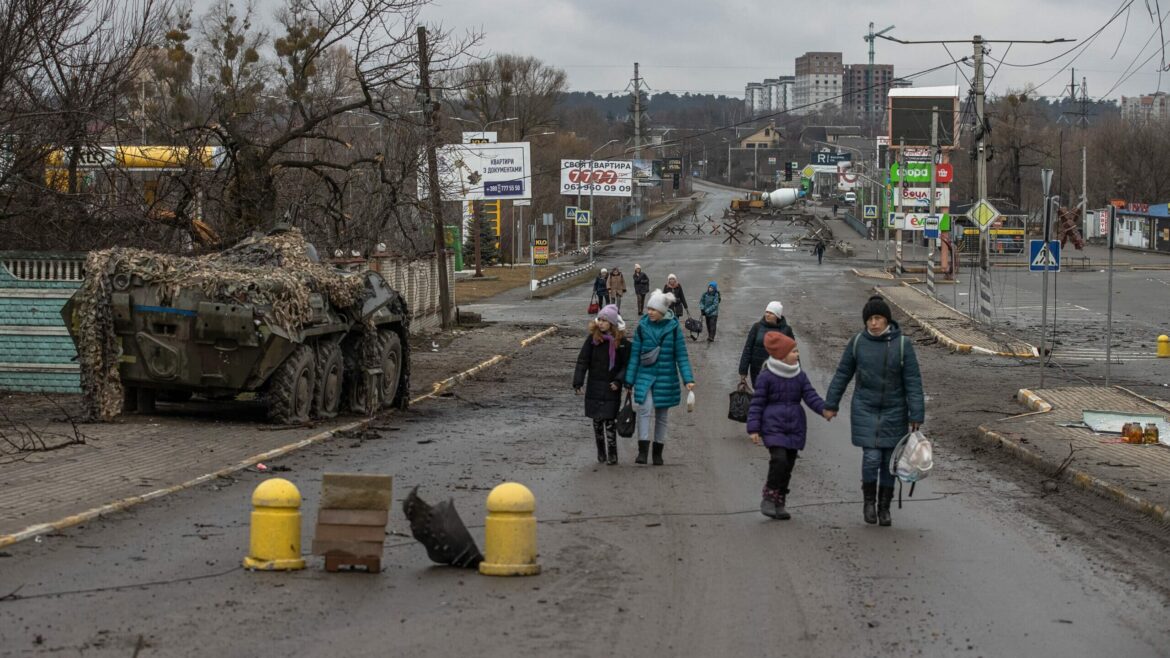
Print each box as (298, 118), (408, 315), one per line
(824, 295), (925, 527)
(738, 301), (796, 386)
(574, 304), (631, 464)
(593, 268), (610, 308)
(632, 264), (650, 315)
(663, 273), (687, 318)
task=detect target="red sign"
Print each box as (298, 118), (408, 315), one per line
(935, 163), (953, 183)
(566, 168), (619, 185)
(1127, 202), (1149, 213)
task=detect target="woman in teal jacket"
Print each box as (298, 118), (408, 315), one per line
(624, 289), (696, 465)
(824, 296), (925, 527)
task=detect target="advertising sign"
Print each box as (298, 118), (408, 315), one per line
(810, 152), (851, 166)
(894, 187), (950, 207)
(663, 157), (683, 173)
(901, 146), (933, 162)
(560, 159), (633, 197)
(888, 212), (951, 231)
(890, 163), (953, 183)
(836, 162), (858, 191)
(632, 159), (662, 181)
(426, 142), (532, 201)
(533, 239), (549, 265)
(462, 131), (498, 144)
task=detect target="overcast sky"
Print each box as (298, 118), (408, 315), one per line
(194, 0), (1165, 101)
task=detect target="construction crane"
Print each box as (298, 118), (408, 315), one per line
(863, 23), (895, 128)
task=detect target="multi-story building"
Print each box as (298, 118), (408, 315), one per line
(793, 52), (843, 115)
(744, 82), (765, 114)
(745, 78), (794, 116)
(843, 64), (894, 123)
(1120, 92), (1170, 122)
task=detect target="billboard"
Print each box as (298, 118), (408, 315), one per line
(894, 186), (950, 208)
(662, 157), (683, 173)
(560, 159), (633, 197)
(891, 163), (953, 183)
(424, 142), (532, 201)
(888, 86), (960, 148)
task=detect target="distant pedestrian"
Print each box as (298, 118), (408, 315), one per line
(607, 266), (627, 310)
(632, 264), (650, 315)
(573, 304), (631, 465)
(814, 240), (826, 265)
(738, 301), (796, 386)
(824, 295), (925, 527)
(663, 274), (688, 318)
(593, 268), (610, 308)
(747, 333), (830, 519)
(699, 281), (721, 342)
(624, 290), (696, 466)
(832, 203), (838, 216)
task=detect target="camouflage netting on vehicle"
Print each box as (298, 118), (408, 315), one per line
(75, 229), (369, 421)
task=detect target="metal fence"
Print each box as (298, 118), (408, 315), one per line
(533, 264), (594, 290)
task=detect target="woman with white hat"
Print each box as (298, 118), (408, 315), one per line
(623, 289), (696, 465)
(739, 301), (796, 386)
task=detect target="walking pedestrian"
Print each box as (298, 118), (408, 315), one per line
(573, 304), (632, 465)
(699, 281), (721, 342)
(814, 240), (826, 265)
(823, 295), (925, 527)
(607, 266), (627, 311)
(738, 301), (796, 386)
(632, 264), (650, 315)
(832, 203), (838, 216)
(663, 274), (688, 318)
(746, 333), (830, 519)
(593, 268), (610, 308)
(624, 290), (696, 466)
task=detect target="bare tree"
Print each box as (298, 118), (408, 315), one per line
(451, 54), (566, 139)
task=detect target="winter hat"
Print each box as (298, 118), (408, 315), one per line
(600, 268), (608, 275)
(596, 304), (620, 326)
(765, 301), (784, 318)
(646, 289), (675, 314)
(764, 332), (797, 360)
(708, 281), (718, 291)
(634, 263), (642, 270)
(667, 273), (678, 284)
(862, 295), (893, 324)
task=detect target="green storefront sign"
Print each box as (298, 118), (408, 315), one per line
(890, 163), (934, 183)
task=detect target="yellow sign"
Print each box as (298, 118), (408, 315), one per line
(533, 239), (549, 265)
(968, 199), (1001, 229)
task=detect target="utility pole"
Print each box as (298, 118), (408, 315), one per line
(927, 106), (938, 299)
(417, 26), (453, 330)
(973, 34), (995, 326)
(895, 137), (904, 274)
(1039, 167), (1054, 388)
(632, 62), (644, 238)
(472, 200), (483, 277)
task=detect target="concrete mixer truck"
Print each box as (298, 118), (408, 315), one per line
(729, 187), (804, 214)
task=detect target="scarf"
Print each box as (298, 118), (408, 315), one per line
(867, 325), (893, 338)
(594, 332), (617, 369)
(765, 357), (801, 378)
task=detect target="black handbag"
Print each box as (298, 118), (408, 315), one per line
(684, 315), (703, 335)
(727, 383), (752, 423)
(616, 391), (636, 437)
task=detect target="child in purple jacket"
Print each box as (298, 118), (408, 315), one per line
(746, 332), (832, 520)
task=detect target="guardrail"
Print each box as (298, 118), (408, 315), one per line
(841, 212), (869, 238)
(531, 264), (595, 290)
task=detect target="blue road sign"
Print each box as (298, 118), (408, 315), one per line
(1029, 240), (1061, 272)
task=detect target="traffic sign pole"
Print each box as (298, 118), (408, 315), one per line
(1039, 169), (1053, 388)
(927, 107), (938, 300)
(1105, 205), (1117, 386)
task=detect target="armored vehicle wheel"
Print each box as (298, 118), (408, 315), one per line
(267, 346), (316, 424)
(313, 341), (343, 419)
(378, 330), (403, 409)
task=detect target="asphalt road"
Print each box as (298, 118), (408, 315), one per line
(1, 181), (1168, 656)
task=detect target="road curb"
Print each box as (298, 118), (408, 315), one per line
(1016, 388), (1054, 413)
(878, 287), (1037, 358)
(0, 324), (560, 550)
(976, 424), (1170, 525)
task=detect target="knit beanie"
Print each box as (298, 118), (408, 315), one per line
(862, 295), (893, 324)
(708, 281), (718, 291)
(764, 332), (796, 360)
(596, 304), (620, 326)
(765, 301), (784, 318)
(646, 289), (674, 314)
(600, 268), (608, 275)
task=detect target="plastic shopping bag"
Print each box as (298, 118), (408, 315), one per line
(686, 390), (696, 413)
(890, 430), (933, 484)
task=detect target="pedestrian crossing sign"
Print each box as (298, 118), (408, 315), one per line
(863, 204), (878, 219)
(575, 210), (591, 226)
(1029, 239), (1060, 272)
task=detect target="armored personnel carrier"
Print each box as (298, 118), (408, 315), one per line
(62, 227), (410, 424)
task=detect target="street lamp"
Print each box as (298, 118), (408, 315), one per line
(585, 138), (620, 265)
(449, 116), (518, 141)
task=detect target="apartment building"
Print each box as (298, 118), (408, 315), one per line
(793, 52), (843, 115)
(843, 63), (895, 122)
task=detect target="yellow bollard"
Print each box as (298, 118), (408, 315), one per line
(243, 478), (306, 571)
(478, 482), (541, 577)
(1159, 335), (1170, 358)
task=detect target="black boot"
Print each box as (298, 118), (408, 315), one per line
(774, 492), (791, 520)
(651, 442), (664, 466)
(606, 434), (618, 465)
(877, 486), (894, 526)
(595, 436), (607, 463)
(760, 487), (778, 518)
(635, 441), (649, 465)
(862, 482), (878, 525)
